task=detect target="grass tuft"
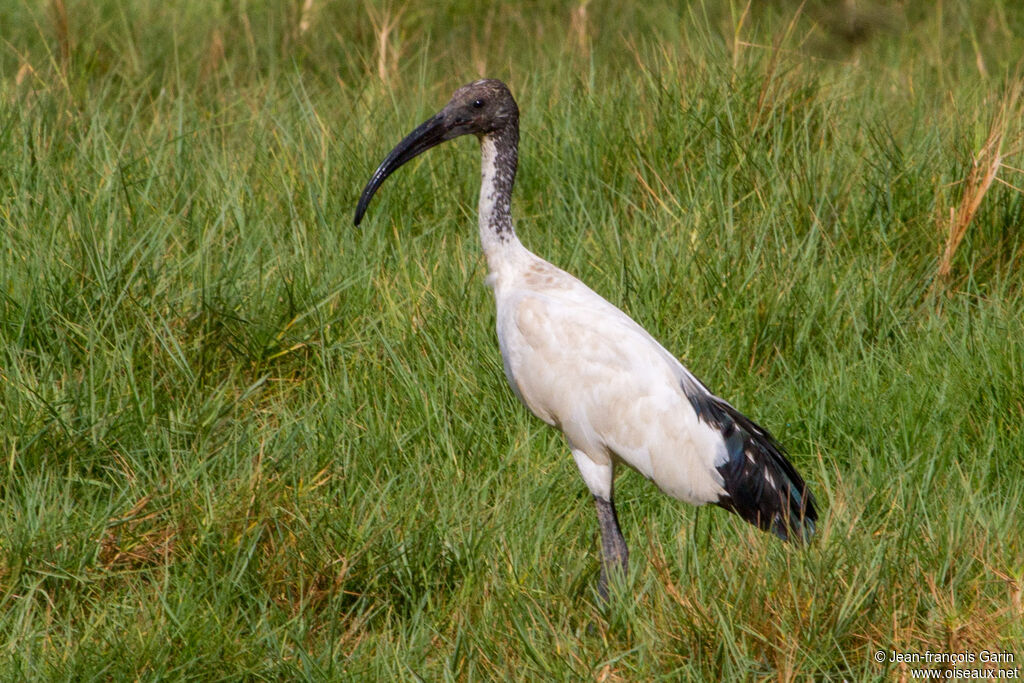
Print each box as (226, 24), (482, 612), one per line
(937, 75), (1024, 284)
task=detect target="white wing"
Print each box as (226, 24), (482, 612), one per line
(494, 261), (729, 505)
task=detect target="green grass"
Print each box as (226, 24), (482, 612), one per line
(2, 0), (1024, 679)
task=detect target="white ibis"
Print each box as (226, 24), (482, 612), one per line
(354, 80), (817, 599)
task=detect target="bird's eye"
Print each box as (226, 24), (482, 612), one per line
(472, 99), (485, 109)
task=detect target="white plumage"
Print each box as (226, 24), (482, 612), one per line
(355, 79), (817, 598)
(489, 239), (729, 506)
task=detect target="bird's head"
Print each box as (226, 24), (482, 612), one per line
(354, 79), (518, 226)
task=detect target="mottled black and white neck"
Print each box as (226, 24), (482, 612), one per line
(477, 116), (522, 269)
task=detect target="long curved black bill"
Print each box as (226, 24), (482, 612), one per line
(354, 113), (450, 226)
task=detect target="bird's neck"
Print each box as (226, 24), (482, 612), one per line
(478, 128), (522, 270)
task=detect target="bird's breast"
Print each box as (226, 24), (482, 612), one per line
(493, 293), (564, 427)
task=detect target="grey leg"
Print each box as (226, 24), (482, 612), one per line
(593, 495), (629, 600)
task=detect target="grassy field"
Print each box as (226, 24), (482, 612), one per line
(2, 0), (1023, 679)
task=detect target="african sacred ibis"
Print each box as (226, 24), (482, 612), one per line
(354, 80), (817, 599)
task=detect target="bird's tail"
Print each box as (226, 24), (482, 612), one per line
(711, 401), (817, 543)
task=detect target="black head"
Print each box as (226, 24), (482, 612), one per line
(354, 79), (519, 226)
(441, 79), (519, 138)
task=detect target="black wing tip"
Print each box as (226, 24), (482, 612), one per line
(771, 493), (818, 544)
(707, 400), (820, 544)
(716, 452), (820, 544)
(717, 490), (818, 545)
